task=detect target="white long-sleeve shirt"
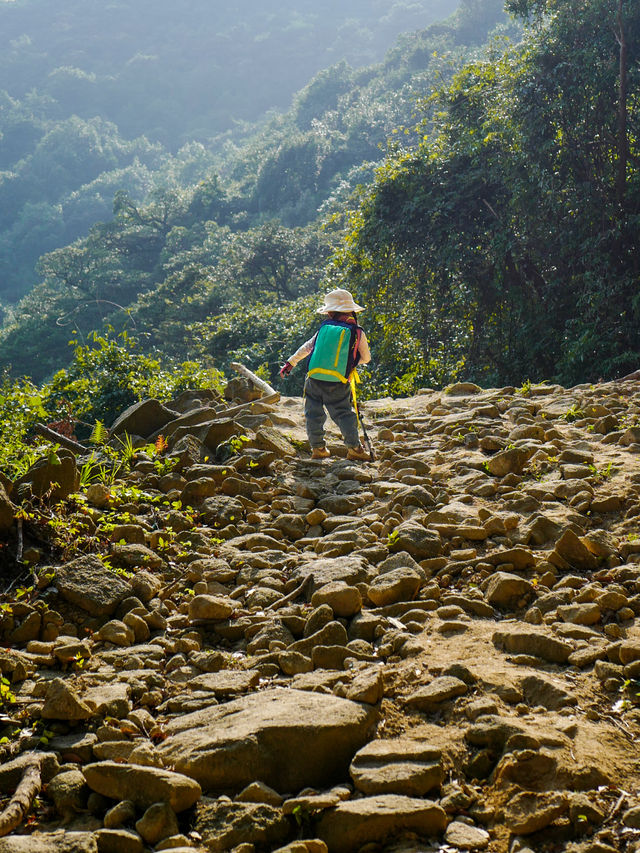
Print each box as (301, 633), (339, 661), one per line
(287, 324), (371, 369)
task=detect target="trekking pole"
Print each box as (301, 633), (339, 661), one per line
(350, 374), (376, 462)
(358, 412), (376, 462)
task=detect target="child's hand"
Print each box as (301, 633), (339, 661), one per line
(279, 361), (293, 378)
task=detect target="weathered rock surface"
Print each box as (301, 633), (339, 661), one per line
(316, 795), (447, 852)
(158, 688), (377, 793)
(2, 380), (640, 853)
(53, 554), (131, 616)
(83, 762), (201, 811)
(15, 448), (80, 500)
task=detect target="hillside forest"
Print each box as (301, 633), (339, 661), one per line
(0, 0), (639, 478)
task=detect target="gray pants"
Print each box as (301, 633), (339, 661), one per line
(304, 377), (360, 449)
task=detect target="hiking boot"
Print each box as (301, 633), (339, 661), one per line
(347, 444), (370, 461)
(311, 446), (331, 459)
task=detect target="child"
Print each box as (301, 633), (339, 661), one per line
(280, 288), (371, 460)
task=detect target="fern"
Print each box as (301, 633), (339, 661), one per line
(90, 420), (109, 445)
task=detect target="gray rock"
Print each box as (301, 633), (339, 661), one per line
(83, 762), (201, 812)
(195, 798), (290, 852)
(388, 521), (442, 559)
(54, 555), (131, 617)
(110, 543), (164, 571)
(158, 688), (377, 793)
(311, 581), (362, 617)
(103, 799), (136, 829)
(445, 821), (490, 850)
(485, 572), (534, 608)
(350, 738), (443, 796)
(504, 790), (567, 834)
(291, 556), (375, 593)
(42, 678), (93, 720)
(15, 448), (80, 501)
(623, 806), (640, 828)
(200, 495), (245, 526)
(316, 795), (447, 853)
(135, 801), (179, 845)
(188, 594), (235, 621)
(288, 621), (348, 657)
(519, 674), (577, 710)
(377, 551), (424, 577)
(485, 447), (534, 476)
(94, 829), (143, 853)
(0, 833), (98, 852)
(405, 676), (468, 711)
(111, 399), (178, 438)
(553, 529), (598, 570)
(368, 568), (421, 607)
(46, 769), (88, 819)
(557, 602), (601, 625)
(493, 626), (573, 664)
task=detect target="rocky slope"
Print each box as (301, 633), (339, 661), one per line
(0, 377), (640, 853)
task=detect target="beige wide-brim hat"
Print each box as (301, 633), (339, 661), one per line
(317, 288), (364, 314)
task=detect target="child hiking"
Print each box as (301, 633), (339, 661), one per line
(280, 288), (372, 461)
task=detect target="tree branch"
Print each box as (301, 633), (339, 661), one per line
(0, 759), (42, 837)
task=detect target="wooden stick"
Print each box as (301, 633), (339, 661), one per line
(230, 363), (280, 402)
(266, 574), (313, 611)
(0, 758), (42, 837)
(35, 424), (88, 454)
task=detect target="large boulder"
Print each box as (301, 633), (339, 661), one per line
(53, 554), (131, 617)
(15, 449), (79, 501)
(158, 688), (377, 794)
(110, 399), (178, 438)
(178, 418), (242, 452)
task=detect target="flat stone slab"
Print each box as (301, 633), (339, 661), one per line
(504, 790), (568, 834)
(158, 688), (377, 794)
(83, 761), (201, 812)
(493, 626), (573, 663)
(316, 794), (447, 853)
(350, 737), (444, 796)
(290, 556), (376, 593)
(405, 676), (468, 711)
(0, 833), (98, 853)
(190, 669), (261, 697)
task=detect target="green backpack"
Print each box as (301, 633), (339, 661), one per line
(307, 320), (358, 383)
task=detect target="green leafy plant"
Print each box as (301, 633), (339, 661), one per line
(561, 404), (585, 423)
(0, 677), (15, 707)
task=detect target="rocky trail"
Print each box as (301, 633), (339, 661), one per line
(1, 376), (640, 853)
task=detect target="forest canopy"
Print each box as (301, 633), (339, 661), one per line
(0, 0), (459, 306)
(1, 0), (637, 423)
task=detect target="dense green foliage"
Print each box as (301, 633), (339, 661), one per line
(0, 0), (458, 305)
(0, 0), (508, 387)
(0, 331), (223, 478)
(337, 0), (640, 387)
(4, 0), (636, 422)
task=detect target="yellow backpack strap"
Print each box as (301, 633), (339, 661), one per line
(349, 369), (360, 416)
